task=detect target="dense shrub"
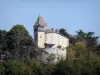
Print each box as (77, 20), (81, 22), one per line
(0, 62), (5, 75)
(52, 51), (100, 75)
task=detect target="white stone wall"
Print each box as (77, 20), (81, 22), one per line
(37, 32), (69, 62)
(45, 33), (54, 44)
(45, 33), (69, 48)
(41, 48), (67, 62)
(37, 32), (45, 48)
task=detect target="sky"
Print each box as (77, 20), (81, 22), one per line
(0, 0), (100, 38)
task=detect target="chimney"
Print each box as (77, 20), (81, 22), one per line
(55, 29), (59, 33)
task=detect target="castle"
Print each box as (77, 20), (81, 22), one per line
(33, 15), (69, 62)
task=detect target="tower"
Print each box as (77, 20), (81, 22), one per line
(34, 15), (48, 48)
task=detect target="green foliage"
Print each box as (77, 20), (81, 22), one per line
(53, 51), (100, 75)
(7, 24), (32, 49)
(59, 28), (67, 36)
(53, 40), (100, 75)
(0, 62), (5, 75)
(0, 25), (100, 75)
(5, 24), (35, 60)
(76, 30), (99, 47)
(4, 60), (27, 75)
(0, 60), (47, 75)
(0, 30), (8, 51)
(44, 63), (55, 75)
(67, 41), (87, 59)
(0, 50), (100, 75)
(57, 45), (62, 49)
(47, 53), (56, 63)
(0, 30), (7, 45)
(31, 60), (46, 75)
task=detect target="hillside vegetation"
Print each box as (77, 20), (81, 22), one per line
(0, 25), (100, 75)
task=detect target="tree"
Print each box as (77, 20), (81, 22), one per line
(7, 25), (32, 49)
(59, 28), (76, 44)
(0, 30), (9, 61)
(76, 30), (99, 47)
(59, 28), (69, 37)
(0, 62), (5, 75)
(4, 60), (28, 75)
(6, 25), (33, 60)
(59, 28), (66, 36)
(67, 41), (87, 60)
(53, 41), (100, 75)
(0, 30), (8, 50)
(30, 60), (46, 75)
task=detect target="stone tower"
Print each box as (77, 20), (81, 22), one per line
(34, 15), (48, 48)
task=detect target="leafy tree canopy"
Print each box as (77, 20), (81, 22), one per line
(7, 24), (33, 49)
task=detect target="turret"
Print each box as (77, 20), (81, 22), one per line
(34, 15), (48, 48)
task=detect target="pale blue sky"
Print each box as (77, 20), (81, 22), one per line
(0, 0), (100, 37)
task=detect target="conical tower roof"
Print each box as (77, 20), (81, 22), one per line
(34, 15), (48, 27)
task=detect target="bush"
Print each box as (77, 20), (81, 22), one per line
(30, 60), (46, 75)
(0, 62), (5, 75)
(53, 51), (100, 75)
(4, 60), (27, 75)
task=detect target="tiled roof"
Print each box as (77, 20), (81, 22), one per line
(34, 15), (48, 27)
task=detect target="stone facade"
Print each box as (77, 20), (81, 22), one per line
(34, 15), (69, 62)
